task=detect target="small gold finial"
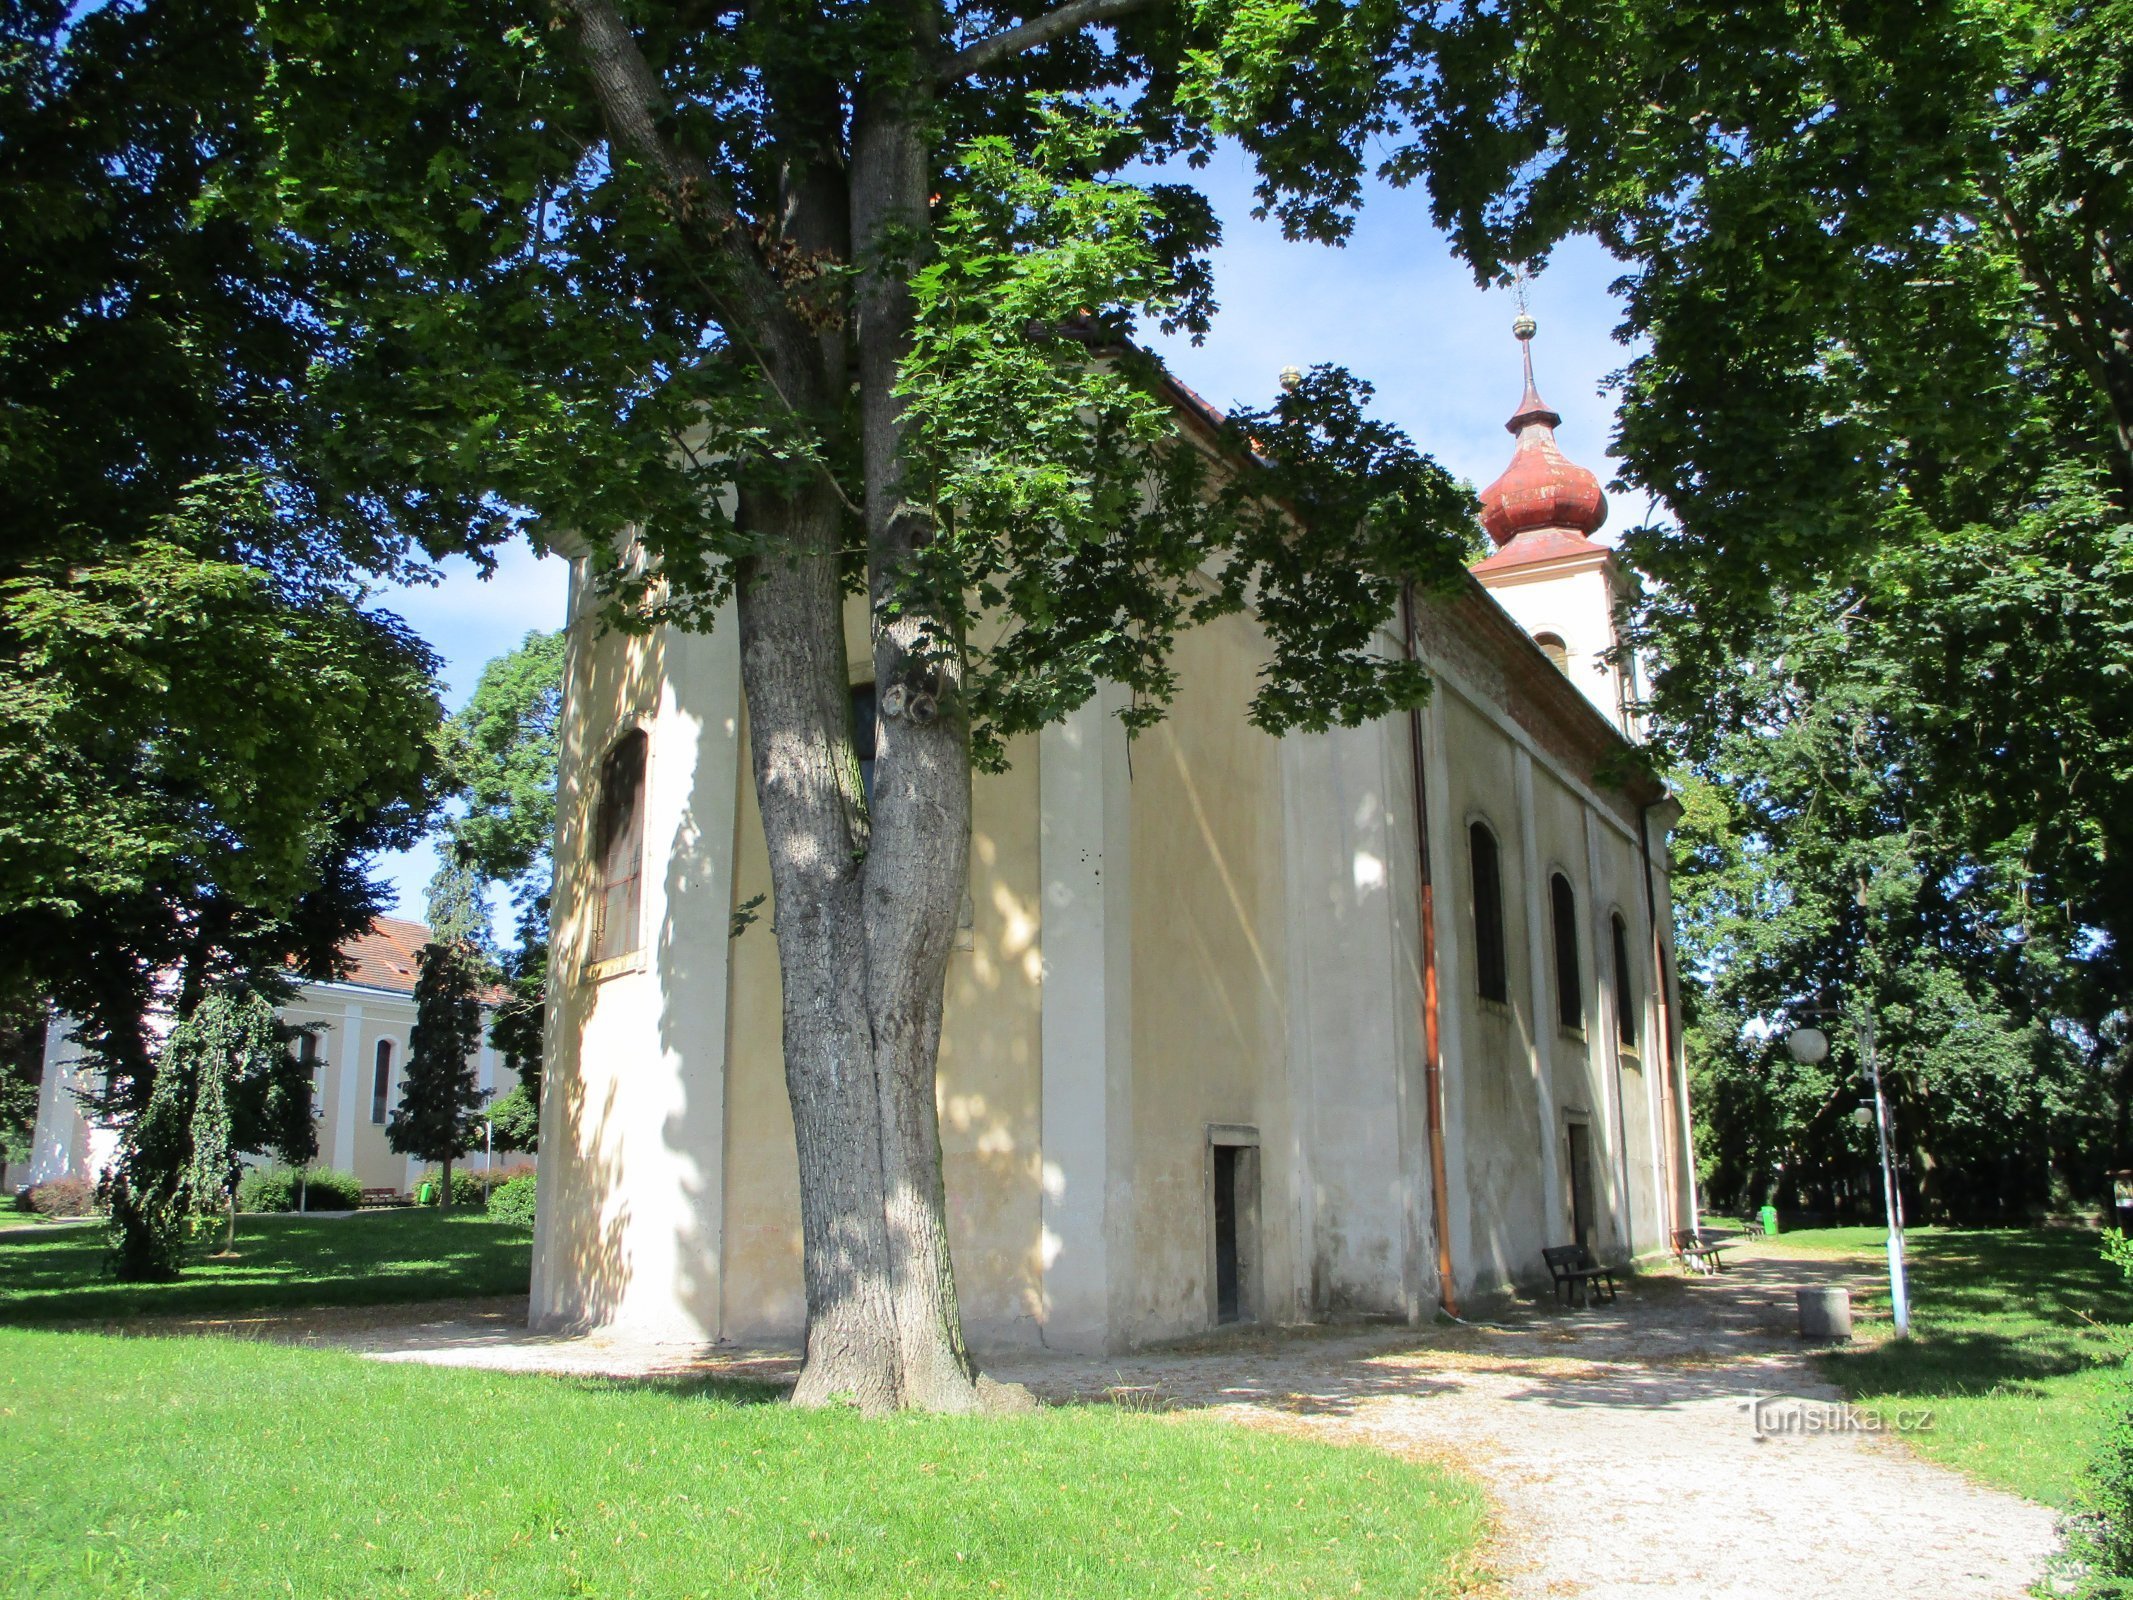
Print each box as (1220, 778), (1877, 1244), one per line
(1512, 313), (1538, 341)
(1278, 365), (1303, 392)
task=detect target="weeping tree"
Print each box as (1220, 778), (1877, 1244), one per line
(105, 989), (316, 1278)
(257, 0), (1482, 1410)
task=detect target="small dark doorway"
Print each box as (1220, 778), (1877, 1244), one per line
(1566, 1121), (1597, 1251)
(1210, 1138), (1259, 1325)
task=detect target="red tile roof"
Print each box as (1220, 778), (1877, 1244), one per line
(338, 916), (432, 993)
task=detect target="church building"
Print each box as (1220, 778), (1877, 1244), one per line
(531, 321), (1700, 1353)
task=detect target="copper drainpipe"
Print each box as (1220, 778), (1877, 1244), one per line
(1402, 584), (1459, 1317)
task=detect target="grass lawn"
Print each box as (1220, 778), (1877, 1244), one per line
(0, 1329), (1490, 1599)
(0, 1210), (530, 1322)
(1779, 1225), (2130, 1506)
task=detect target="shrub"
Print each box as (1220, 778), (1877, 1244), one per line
(235, 1166), (364, 1212)
(237, 1166), (299, 1212)
(488, 1172), (537, 1228)
(2061, 1230), (2133, 1597)
(412, 1167), (488, 1209)
(300, 1168), (363, 1211)
(24, 1174), (96, 1217)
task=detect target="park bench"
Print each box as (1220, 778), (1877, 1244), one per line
(1542, 1244), (1618, 1308)
(1672, 1227), (1732, 1275)
(359, 1187), (410, 1209)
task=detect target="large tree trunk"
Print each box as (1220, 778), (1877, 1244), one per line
(738, 478), (911, 1412)
(845, 59), (982, 1415)
(564, 0), (979, 1411)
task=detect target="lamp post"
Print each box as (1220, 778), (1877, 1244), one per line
(1785, 1006), (1910, 1337)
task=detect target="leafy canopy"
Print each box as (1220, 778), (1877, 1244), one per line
(252, 0), (1493, 754)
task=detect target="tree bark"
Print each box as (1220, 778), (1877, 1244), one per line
(441, 1152), (453, 1213)
(737, 478), (908, 1412)
(846, 38), (982, 1414)
(565, 0), (982, 1411)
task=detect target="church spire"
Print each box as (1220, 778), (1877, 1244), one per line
(1476, 315), (1606, 549)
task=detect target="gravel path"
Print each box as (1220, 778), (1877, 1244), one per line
(124, 1242), (2059, 1598)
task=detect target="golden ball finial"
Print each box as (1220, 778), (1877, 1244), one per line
(1512, 313), (1538, 341)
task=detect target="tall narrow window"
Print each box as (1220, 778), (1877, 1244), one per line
(1534, 632), (1570, 672)
(1610, 913), (1639, 1051)
(592, 729), (648, 964)
(1550, 872), (1582, 1031)
(850, 684), (877, 803)
(1469, 822), (1508, 1003)
(370, 1039), (393, 1124)
(299, 1031), (324, 1117)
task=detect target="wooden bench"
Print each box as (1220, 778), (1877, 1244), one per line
(1542, 1244), (1618, 1308)
(1672, 1228), (1733, 1274)
(359, 1187), (410, 1209)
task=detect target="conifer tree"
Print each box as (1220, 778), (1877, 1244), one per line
(388, 939), (489, 1210)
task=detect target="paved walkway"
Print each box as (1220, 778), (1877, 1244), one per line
(154, 1241), (2059, 1598)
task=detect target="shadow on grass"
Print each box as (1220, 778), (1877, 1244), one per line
(555, 1371), (791, 1407)
(1808, 1227), (2129, 1401)
(0, 1210), (531, 1323)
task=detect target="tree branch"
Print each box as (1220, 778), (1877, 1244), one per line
(561, 0), (824, 393)
(938, 0), (1168, 82)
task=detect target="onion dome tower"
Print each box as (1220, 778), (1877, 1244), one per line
(1470, 315), (1641, 736)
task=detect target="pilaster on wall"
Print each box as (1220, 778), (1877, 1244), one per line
(26, 1017), (83, 1185)
(1514, 747), (1568, 1237)
(1279, 720), (1427, 1321)
(1037, 686), (1134, 1355)
(1418, 697), (1476, 1300)
(1583, 806), (1634, 1259)
(531, 591), (745, 1341)
(331, 998), (364, 1172)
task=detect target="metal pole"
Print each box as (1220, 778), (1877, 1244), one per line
(1860, 1009), (1910, 1336)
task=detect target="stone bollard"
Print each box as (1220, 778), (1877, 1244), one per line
(1797, 1286), (1853, 1341)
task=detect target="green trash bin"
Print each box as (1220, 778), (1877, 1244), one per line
(417, 1180), (435, 1207)
(1759, 1204), (1779, 1237)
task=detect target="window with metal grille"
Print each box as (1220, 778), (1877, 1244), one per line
(591, 729), (648, 964)
(1469, 822), (1508, 1003)
(1550, 872), (1582, 1031)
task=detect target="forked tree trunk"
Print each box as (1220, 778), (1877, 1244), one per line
(565, 0), (979, 1411)
(848, 70), (981, 1414)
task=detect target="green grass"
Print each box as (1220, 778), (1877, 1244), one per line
(0, 1330), (1490, 1599)
(1781, 1225), (2130, 1505)
(0, 1210), (530, 1322)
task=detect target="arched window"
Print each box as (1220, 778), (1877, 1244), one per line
(1550, 872), (1582, 1031)
(370, 1039), (393, 1124)
(1610, 912), (1638, 1051)
(1533, 632), (1570, 672)
(1469, 822), (1508, 1003)
(592, 729), (648, 964)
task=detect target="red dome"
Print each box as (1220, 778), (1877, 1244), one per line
(1476, 333), (1607, 546)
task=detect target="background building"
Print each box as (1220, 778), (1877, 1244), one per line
(24, 917), (513, 1197)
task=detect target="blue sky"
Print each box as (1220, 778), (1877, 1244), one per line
(364, 150), (1639, 925)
